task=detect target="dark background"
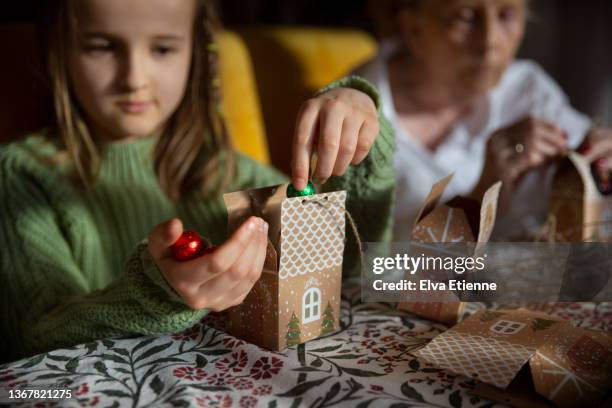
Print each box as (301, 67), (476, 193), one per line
(2, 0), (612, 125)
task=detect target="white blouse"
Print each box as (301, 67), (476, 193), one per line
(354, 40), (592, 241)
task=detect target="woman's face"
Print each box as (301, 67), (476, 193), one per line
(400, 0), (527, 100)
(67, 0), (195, 142)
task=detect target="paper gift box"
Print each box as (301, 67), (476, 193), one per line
(211, 183), (345, 351)
(415, 309), (612, 407)
(397, 174), (501, 324)
(549, 152), (612, 242)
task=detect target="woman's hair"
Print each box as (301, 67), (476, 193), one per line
(368, 0), (531, 39)
(40, 0), (235, 201)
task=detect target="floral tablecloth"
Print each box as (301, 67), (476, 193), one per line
(1, 283), (611, 408)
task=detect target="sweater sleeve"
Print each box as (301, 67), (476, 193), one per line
(235, 152), (289, 189)
(316, 75), (396, 276)
(0, 153), (207, 362)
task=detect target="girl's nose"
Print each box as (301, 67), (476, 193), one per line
(119, 51), (148, 91)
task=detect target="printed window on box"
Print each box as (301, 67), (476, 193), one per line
(489, 320), (526, 335)
(302, 288), (321, 324)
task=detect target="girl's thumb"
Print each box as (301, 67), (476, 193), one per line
(148, 218), (184, 258)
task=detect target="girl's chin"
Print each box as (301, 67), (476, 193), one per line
(96, 124), (159, 142)
(109, 119), (162, 140)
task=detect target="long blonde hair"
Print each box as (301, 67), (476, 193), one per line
(41, 0), (235, 201)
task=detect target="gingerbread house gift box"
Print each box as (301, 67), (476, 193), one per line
(549, 152), (612, 242)
(414, 309), (612, 408)
(397, 174), (502, 324)
(211, 183), (345, 351)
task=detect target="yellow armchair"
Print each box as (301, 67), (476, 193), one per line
(234, 27), (378, 173)
(218, 31), (270, 164)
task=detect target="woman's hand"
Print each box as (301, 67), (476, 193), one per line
(473, 116), (568, 204)
(291, 87), (379, 190)
(147, 217), (268, 311)
(579, 126), (612, 173)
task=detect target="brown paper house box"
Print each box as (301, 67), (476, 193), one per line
(398, 174), (502, 324)
(208, 183), (345, 351)
(415, 309), (612, 407)
(550, 152), (612, 242)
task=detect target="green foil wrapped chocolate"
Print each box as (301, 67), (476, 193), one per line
(287, 181), (316, 198)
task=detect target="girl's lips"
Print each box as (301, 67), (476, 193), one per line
(117, 101), (152, 114)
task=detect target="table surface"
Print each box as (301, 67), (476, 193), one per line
(1, 282), (611, 408)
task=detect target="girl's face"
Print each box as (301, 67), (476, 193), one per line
(400, 0), (527, 100)
(68, 0), (195, 142)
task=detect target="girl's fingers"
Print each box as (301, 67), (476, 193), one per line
(196, 221), (267, 310)
(148, 218), (183, 260)
(196, 236), (261, 310)
(196, 271), (242, 311)
(177, 217), (262, 294)
(225, 224), (267, 283)
(315, 105), (344, 184)
(292, 100), (319, 191)
(197, 232), (266, 311)
(250, 231), (269, 278)
(332, 117), (361, 176)
(225, 230), (268, 308)
(206, 217), (264, 274)
(352, 119), (378, 164)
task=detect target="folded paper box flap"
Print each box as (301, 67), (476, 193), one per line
(415, 309), (612, 407)
(530, 324), (612, 408)
(566, 152), (601, 198)
(224, 184), (286, 254)
(414, 173), (454, 229)
(411, 174), (501, 244)
(477, 181), (502, 244)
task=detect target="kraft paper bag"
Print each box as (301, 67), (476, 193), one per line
(550, 152), (612, 242)
(398, 175), (501, 324)
(208, 184), (346, 351)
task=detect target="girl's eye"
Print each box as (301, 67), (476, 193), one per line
(83, 41), (115, 54)
(152, 45), (177, 56)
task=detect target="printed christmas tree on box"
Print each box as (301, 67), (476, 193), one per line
(209, 183), (344, 351)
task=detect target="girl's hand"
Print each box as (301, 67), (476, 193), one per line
(579, 126), (612, 173)
(291, 87), (379, 190)
(473, 116), (567, 207)
(148, 217), (268, 311)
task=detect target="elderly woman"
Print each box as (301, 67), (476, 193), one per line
(356, 0), (612, 240)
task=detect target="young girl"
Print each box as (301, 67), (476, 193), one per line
(359, 0), (612, 240)
(0, 0), (395, 363)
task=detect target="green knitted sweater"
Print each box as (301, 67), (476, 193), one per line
(0, 76), (395, 363)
